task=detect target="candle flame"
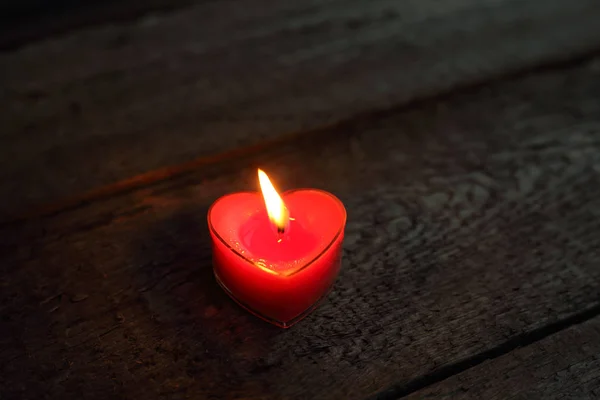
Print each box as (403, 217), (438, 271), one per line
(258, 169), (289, 233)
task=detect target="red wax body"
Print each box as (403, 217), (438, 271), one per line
(208, 189), (346, 327)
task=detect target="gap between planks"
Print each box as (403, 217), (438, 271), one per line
(5, 47), (600, 228)
(368, 302), (600, 399)
(4, 0), (600, 215)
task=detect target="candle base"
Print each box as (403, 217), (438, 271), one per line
(214, 271), (333, 328)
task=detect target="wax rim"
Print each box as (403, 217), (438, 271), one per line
(207, 188), (347, 277)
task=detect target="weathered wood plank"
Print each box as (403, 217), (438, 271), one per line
(2, 0), (600, 216)
(2, 56), (600, 399)
(403, 316), (600, 400)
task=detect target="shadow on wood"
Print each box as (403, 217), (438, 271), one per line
(130, 203), (283, 363)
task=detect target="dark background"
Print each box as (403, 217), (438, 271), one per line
(0, 0), (191, 49)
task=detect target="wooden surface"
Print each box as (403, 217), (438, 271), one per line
(2, 50), (600, 399)
(2, 0), (600, 217)
(405, 315), (600, 400)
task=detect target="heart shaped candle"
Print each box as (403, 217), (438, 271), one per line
(208, 169), (346, 328)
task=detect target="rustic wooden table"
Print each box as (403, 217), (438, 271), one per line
(2, 1), (600, 399)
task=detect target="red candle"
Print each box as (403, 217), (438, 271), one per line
(208, 169), (346, 328)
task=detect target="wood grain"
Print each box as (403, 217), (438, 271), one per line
(2, 55), (600, 400)
(2, 0), (600, 216)
(404, 316), (600, 400)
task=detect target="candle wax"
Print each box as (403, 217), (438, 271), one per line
(240, 214), (318, 266)
(209, 189), (346, 327)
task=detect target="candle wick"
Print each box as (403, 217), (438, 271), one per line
(276, 225), (287, 243)
(276, 226), (285, 243)
(274, 215), (290, 242)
